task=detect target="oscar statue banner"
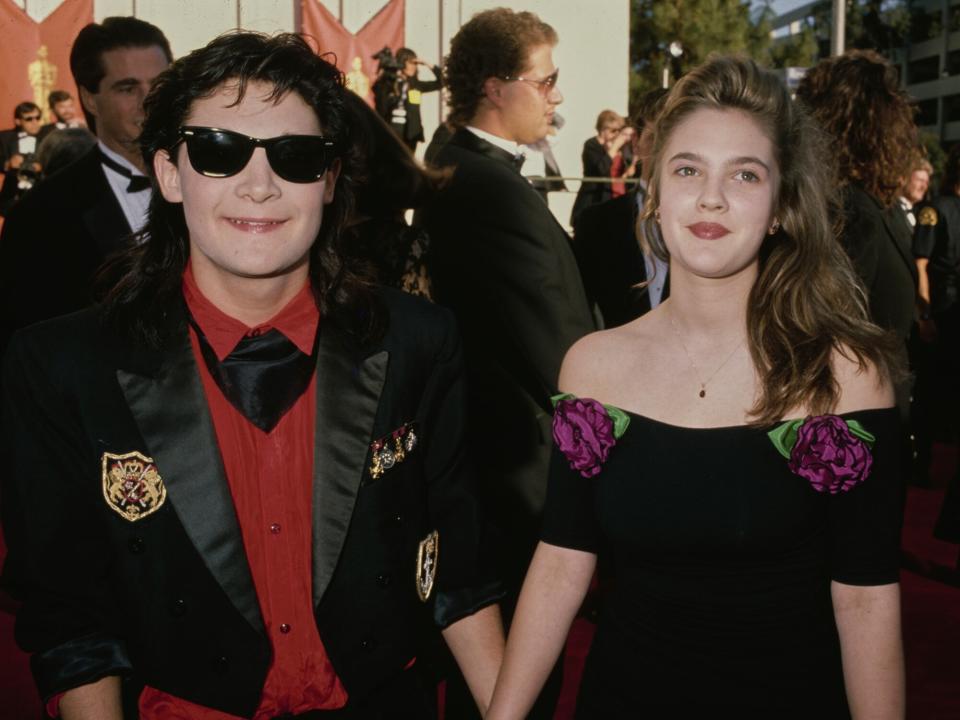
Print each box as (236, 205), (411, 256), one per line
(0, 0), (93, 126)
(300, 0), (404, 106)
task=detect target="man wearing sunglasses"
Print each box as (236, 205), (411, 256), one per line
(2, 31), (503, 720)
(0, 17), (171, 351)
(419, 8), (595, 719)
(0, 102), (44, 214)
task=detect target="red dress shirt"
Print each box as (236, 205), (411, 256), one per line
(137, 267), (348, 718)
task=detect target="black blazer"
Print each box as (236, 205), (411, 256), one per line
(842, 185), (918, 342)
(0, 145), (130, 350)
(573, 191), (668, 327)
(419, 128), (595, 526)
(1, 289), (498, 717)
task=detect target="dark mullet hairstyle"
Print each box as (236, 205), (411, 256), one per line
(99, 31), (383, 348)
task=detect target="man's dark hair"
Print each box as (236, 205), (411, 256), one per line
(48, 89), (72, 109)
(70, 16), (173, 131)
(100, 31), (382, 348)
(444, 8), (557, 128)
(13, 102), (40, 121)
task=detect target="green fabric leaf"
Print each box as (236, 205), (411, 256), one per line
(845, 419), (876, 447)
(767, 418), (803, 459)
(550, 392), (573, 408)
(605, 405), (631, 439)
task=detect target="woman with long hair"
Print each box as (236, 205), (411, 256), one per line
(487, 55), (905, 718)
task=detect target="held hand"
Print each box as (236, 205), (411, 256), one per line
(8, 153), (24, 170)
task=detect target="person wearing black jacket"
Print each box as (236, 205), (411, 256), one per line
(373, 47), (441, 152)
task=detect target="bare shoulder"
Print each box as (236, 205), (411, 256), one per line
(558, 316), (657, 399)
(830, 345), (895, 414)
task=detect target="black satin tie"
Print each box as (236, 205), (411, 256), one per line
(189, 317), (318, 432)
(98, 149), (152, 193)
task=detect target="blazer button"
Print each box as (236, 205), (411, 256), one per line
(360, 636), (378, 652)
(127, 537), (145, 554)
(211, 655), (230, 674)
(376, 573), (392, 588)
(394, 514), (403, 525)
(169, 598), (187, 617)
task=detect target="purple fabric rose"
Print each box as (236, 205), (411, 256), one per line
(552, 397), (616, 478)
(788, 415), (873, 494)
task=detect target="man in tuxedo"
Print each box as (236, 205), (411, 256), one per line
(0, 102), (44, 214)
(2, 31), (502, 720)
(37, 89), (84, 141)
(0, 17), (171, 349)
(419, 9), (595, 717)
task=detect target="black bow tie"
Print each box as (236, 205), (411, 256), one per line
(98, 149), (151, 193)
(188, 316), (319, 432)
(513, 153), (526, 171)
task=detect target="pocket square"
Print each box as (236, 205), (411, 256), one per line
(369, 422), (418, 480)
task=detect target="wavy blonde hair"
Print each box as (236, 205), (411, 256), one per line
(641, 55), (902, 425)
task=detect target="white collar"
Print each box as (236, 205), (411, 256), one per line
(465, 126), (522, 157)
(98, 140), (145, 176)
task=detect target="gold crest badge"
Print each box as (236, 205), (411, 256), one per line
(919, 206), (938, 226)
(416, 530), (439, 602)
(101, 451), (166, 522)
(369, 422), (418, 480)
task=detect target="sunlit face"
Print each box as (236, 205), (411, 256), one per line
(52, 99), (77, 123)
(906, 169), (930, 204)
(598, 120), (624, 146)
(496, 43), (563, 145)
(403, 59), (418, 77)
(658, 107), (779, 282)
(81, 44), (169, 156)
(154, 81), (339, 295)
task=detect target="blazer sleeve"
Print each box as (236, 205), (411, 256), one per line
(1, 330), (133, 701)
(417, 312), (503, 627)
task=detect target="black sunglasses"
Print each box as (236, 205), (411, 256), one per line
(175, 126), (338, 184)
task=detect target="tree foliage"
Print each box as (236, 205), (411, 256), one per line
(629, 0), (818, 115)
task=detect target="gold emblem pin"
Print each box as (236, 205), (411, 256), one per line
(416, 530), (439, 602)
(102, 451), (166, 522)
(919, 206), (938, 226)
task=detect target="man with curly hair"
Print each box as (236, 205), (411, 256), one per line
(419, 8), (595, 718)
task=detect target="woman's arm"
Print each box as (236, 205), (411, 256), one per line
(486, 542), (597, 720)
(60, 676), (123, 720)
(441, 604), (505, 716)
(832, 581), (904, 719)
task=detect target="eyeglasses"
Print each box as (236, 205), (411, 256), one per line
(20, 114), (41, 122)
(502, 68), (560, 95)
(175, 126), (338, 184)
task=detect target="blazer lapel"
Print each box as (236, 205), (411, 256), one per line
(79, 151), (133, 257)
(882, 205), (920, 285)
(311, 327), (389, 606)
(117, 327), (263, 635)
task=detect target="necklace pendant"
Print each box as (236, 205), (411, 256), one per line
(699, 388), (706, 398)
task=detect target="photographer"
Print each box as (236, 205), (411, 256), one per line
(0, 102), (44, 216)
(373, 47), (441, 152)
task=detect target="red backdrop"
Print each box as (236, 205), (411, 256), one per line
(0, 0), (93, 127)
(300, 0), (404, 106)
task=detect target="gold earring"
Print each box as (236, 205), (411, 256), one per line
(768, 219), (780, 235)
(655, 208), (661, 223)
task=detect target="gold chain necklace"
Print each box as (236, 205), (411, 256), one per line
(667, 312), (745, 399)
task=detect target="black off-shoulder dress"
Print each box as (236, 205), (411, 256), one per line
(542, 406), (903, 719)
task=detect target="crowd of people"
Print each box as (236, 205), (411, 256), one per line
(0, 6), (956, 720)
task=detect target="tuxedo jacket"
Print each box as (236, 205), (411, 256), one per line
(842, 185), (918, 343)
(419, 128), (595, 540)
(573, 191), (669, 328)
(1, 289), (498, 717)
(0, 145), (131, 350)
(0, 128), (22, 167)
